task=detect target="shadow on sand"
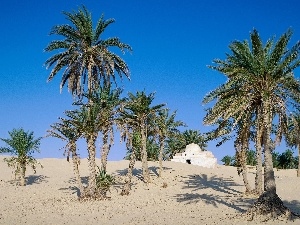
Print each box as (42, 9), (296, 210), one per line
(58, 176), (89, 197)
(115, 166), (173, 181)
(26, 175), (49, 185)
(174, 173), (253, 213)
(8, 175), (49, 186)
(174, 173), (300, 217)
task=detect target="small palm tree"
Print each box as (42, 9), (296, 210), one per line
(0, 128), (42, 186)
(66, 102), (103, 198)
(89, 87), (123, 172)
(47, 117), (85, 195)
(154, 108), (185, 177)
(286, 113), (300, 176)
(221, 155), (234, 166)
(182, 129), (208, 150)
(277, 149), (297, 169)
(119, 91), (165, 183)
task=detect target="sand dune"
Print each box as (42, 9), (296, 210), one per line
(0, 156), (299, 225)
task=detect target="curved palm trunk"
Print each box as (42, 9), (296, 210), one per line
(140, 126), (150, 183)
(240, 151), (252, 193)
(121, 150), (136, 195)
(236, 141), (252, 193)
(70, 141), (84, 196)
(158, 136), (165, 178)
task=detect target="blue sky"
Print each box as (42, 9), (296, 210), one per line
(1, 0), (300, 162)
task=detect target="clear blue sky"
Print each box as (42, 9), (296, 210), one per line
(1, 0), (300, 162)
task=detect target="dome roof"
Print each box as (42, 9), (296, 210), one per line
(185, 143), (202, 154)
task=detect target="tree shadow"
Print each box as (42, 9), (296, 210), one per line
(26, 175), (49, 185)
(283, 200), (300, 215)
(58, 176), (89, 197)
(174, 174), (254, 212)
(115, 168), (143, 181)
(7, 175), (49, 186)
(115, 166), (173, 181)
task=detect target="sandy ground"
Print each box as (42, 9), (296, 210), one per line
(0, 156), (299, 225)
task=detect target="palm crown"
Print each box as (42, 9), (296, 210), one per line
(44, 6), (132, 96)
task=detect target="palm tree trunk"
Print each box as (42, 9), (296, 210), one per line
(70, 141), (84, 196)
(263, 102), (276, 196)
(140, 126), (150, 183)
(86, 134), (98, 198)
(254, 121), (263, 195)
(101, 132), (110, 172)
(240, 154), (252, 193)
(297, 143), (300, 177)
(247, 101), (293, 219)
(236, 142), (252, 193)
(20, 163), (26, 186)
(158, 136), (165, 178)
(121, 150), (136, 196)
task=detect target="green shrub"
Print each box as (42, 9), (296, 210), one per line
(95, 166), (115, 197)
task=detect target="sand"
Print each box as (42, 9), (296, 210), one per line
(0, 156), (299, 225)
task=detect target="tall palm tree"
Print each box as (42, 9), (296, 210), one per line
(154, 109), (185, 177)
(119, 91), (165, 183)
(47, 117), (85, 195)
(45, 6), (131, 199)
(0, 128), (42, 186)
(44, 6), (132, 97)
(204, 29), (300, 218)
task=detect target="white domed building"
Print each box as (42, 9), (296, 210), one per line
(171, 143), (217, 168)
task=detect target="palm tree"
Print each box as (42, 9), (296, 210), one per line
(277, 149), (297, 169)
(165, 129), (207, 159)
(0, 128), (42, 186)
(286, 113), (300, 176)
(221, 155), (234, 166)
(204, 29), (300, 219)
(67, 100), (105, 198)
(44, 6), (131, 97)
(206, 115), (254, 194)
(234, 117), (253, 194)
(88, 87), (123, 172)
(44, 6), (131, 199)
(119, 91), (165, 183)
(182, 129), (208, 150)
(154, 109), (185, 177)
(47, 117), (85, 195)
(118, 122), (137, 195)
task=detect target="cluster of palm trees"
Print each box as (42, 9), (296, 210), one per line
(203, 29), (300, 217)
(44, 6), (132, 199)
(44, 6), (188, 199)
(2, 4), (299, 219)
(222, 149), (299, 170)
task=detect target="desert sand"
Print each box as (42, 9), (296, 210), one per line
(0, 156), (299, 225)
